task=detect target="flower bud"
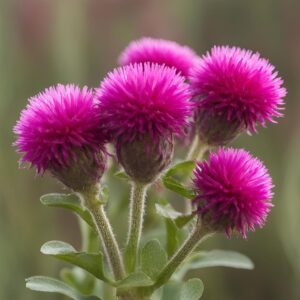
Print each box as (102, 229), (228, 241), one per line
(117, 137), (174, 184)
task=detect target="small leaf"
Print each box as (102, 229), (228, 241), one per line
(25, 276), (101, 300)
(161, 282), (181, 300)
(174, 215), (195, 228)
(180, 278), (204, 300)
(174, 250), (254, 281)
(114, 170), (129, 180)
(155, 203), (194, 228)
(162, 177), (195, 199)
(141, 240), (168, 279)
(117, 272), (153, 288)
(41, 241), (110, 283)
(60, 267), (95, 295)
(40, 193), (95, 229)
(165, 160), (195, 178)
(99, 185), (109, 204)
(165, 218), (179, 257)
(155, 203), (181, 219)
(187, 250), (254, 270)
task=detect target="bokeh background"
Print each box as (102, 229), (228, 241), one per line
(1, 0), (300, 299)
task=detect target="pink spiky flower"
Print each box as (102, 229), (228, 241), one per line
(14, 84), (107, 191)
(96, 63), (192, 183)
(189, 46), (286, 145)
(119, 37), (199, 77)
(193, 148), (273, 238)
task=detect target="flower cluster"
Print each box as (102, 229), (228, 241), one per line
(14, 38), (286, 236)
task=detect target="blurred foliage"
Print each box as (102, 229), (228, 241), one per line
(1, 0), (299, 299)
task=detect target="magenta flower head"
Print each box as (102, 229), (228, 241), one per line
(96, 63), (192, 183)
(189, 46), (286, 145)
(118, 37), (199, 77)
(14, 84), (107, 192)
(193, 148), (273, 238)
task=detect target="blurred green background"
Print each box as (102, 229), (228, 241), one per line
(1, 0), (299, 299)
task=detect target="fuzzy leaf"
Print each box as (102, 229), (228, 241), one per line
(162, 177), (195, 199)
(180, 278), (204, 300)
(99, 185), (109, 204)
(41, 241), (110, 283)
(165, 160), (195, 179)
(188, 250), (254, 270)
(175, 250), (254, 280)
(25, 276), (101, 300)
(165, 218), (179, 257)
(155, 203), (194, 228)
(141, 240), (168, 279)
(60, 267), (95, 295)
(117, 272), (153, 288)
(114, 170), (129, 180)
(40, 193), (95, 229)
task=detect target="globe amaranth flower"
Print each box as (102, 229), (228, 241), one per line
(118, 37), (199, 77)
(189, 46), (287, 146)
(193, 148), (273, 238)
(96, 63), (192, 183)
(14, 84), (107, 191)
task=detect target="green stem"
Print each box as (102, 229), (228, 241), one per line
(186, 134), (208, 161)
(82, 187), (125, 281)
(147, 219), (212, 293)
(185, 135), (209, 214)
(125, 181), (148, 273)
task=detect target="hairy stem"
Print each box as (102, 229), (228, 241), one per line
(187, 134), (208, 161)
(185, 135), (209, 213)
(82, 187), (125, 281)
(125, 181), (148, 273)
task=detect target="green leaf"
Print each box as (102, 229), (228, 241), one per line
(162, 177), (195, 199)
(165, 218), (179, 257)
(155, 203), (182, 219)
(175, 250), (254, 280)
(60, 267), (96, 295)
(40, 193), (95, 229)
(163, 160), (195, 198)
(41, 241), (110, 283)
(174, 215), (195, 228)
(161, 282), (181, 300)
(180, 278), (204, 300)
(165, 160), (195, 179)
(99, 185), (109, 204)
(155, 203), (194, 228)
(187, 250), (254, 270)
(25, 276), (101, 300)
(117, 272), (153, 288)
(141, 240), (168, 280)
(114, 170), (129, 180)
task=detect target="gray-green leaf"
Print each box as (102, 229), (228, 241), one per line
(165, 160), (195, 179)
(116, 272), (153, 288)
(162, 177), (195, 199)
(40, 193), (95, 229)
(188, 250), (254, 270)
(141, 240), (168, 280)
(175, 250), (254, 280)
(25, 276), (101, 300)
(114, 170), (129, 180)
(180, 278), (204, 300)
(41, 241), (110, 283)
